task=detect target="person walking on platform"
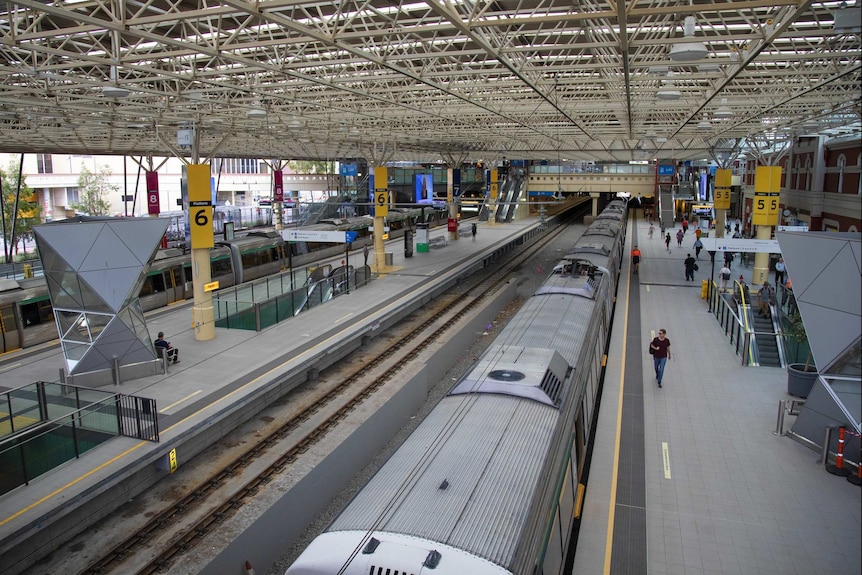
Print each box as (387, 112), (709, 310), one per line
(363, 244), (369, 266)
(631, 245), (642, 274)
(774, 257), (786, 286)
(471, 222), (477, 240)
(649, 223), (655, 238)
(695, 227), (702, 240)
(664, 232), (672, 253)
(719, 263), (732, 292)
(676, 228), (684, 247)
(649, 329), (671, 388)
(681, 218), (689, 234)
(684, 253), (697, 281)
(693, 237), (703, 259)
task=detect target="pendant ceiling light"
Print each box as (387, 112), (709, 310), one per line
(669, 16), (709, 62)
(714, 98), (733, 119)
(656, 71), (681, 100)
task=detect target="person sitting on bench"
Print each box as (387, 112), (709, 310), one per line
(154, 331), (179, 364)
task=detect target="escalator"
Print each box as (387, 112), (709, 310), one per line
(495, 172), (524, 223)
(750, 304), (783, 367)
(658, 185), (675, 228)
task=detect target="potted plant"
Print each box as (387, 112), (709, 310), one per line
(784, 311), (817, 398)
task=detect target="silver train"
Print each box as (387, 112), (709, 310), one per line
(286, 199), (628, 575)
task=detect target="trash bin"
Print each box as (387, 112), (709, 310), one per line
(701, 279), (709, 299)
(404, 229), (414, 258)
(384, 252), (394, 266)
(23, 263), (33, 278)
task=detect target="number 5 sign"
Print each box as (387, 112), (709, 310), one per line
(188, 164), (214, 248)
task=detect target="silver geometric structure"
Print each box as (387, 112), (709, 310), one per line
(778, 231), (861, 454)
(33, 217), (169, 375)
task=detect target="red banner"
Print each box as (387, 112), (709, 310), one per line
(146, 171), (160, 215)
(447, 218), (458, 232)
(273, 170), (284, 202)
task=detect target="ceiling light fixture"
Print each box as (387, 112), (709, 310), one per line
(697, 115), (713, 129)
(247, 100), (267, 119)
(102, 66), (130, 98)
(669, 15), (709, 62)
(714, 98), (733, 118)
(656, 71), (682, 100)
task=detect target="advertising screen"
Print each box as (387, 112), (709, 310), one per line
(415, 174), (433, 204)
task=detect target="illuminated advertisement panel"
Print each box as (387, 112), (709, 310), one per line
(415, 174), (433, 204)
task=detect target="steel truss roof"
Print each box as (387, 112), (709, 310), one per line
(0, 0), (859, 164)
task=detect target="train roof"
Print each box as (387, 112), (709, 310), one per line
(329, 277), (601, 570)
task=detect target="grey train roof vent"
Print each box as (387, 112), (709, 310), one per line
(449, 346), (570, 407)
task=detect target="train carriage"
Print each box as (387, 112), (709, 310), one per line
(286, 199), (629, 575)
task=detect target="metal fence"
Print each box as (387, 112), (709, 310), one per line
(0, 382), (158, 497)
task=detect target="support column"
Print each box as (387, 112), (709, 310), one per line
(591, 192), (600, 216)
(187, 164), (215, 341)
(752, 224), (771, 286)
(372, 166), (389, 273)
(751, 165), (781, 288)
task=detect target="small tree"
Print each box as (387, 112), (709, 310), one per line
(785, 310), (814, 371)
(72, 164), (115, 216)
(1, 161), (40, 260)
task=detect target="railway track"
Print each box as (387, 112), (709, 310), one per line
(75, 213), (583, 575)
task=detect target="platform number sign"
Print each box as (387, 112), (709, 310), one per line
(374, 191), (389, 217)
(752, 166), (781, 227)
(188, 164), (214, 248)
(714, 169), (731, 210)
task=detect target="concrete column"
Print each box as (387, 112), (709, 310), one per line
(591, 192), (600, 216)
(752, 224), (771, 286)
(192, 247), (215, 340)
(716, 210), (726, 239)
(372, 216), (386, 273)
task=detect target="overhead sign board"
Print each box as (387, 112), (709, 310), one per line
(700, 237), (781, 253)
(283, 229), (354, 243)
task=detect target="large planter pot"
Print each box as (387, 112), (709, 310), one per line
(787, 363), (818, 398)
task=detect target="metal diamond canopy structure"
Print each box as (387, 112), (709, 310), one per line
(33, 217), (169, 375)
(0, 1), (859, 163)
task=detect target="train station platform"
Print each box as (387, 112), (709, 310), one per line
(575, 214), (861, 575)
(0, 212), (557, 575)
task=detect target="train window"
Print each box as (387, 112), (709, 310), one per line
(20, 298), (53, 326)
(211, 256), (232, 277)
(140, 273), (167, 296)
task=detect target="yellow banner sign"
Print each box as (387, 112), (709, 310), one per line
(188, 164), (214, 249)
(203, 281), (220, 292)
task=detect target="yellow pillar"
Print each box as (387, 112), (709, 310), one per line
(191, 249), (215, 340)
(752, 225), (771, 286)
(714, 169), (733, 240)
(187, 164), (215, 341)
(372, 166), (389, 273)
(751, 165), (781, 288)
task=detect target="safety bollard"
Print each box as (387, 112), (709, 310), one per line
(826, 426), (851, 477)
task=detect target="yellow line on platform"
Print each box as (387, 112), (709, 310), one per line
(0, 442), (147, 528)
(159, 390), (203, 414)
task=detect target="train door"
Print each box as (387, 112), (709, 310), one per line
(0, 303), (21, 353)
(163, 266), (186, 304)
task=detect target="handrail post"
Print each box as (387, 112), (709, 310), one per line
(774, 400), (787, 435)
(821, 426), (835, 465)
